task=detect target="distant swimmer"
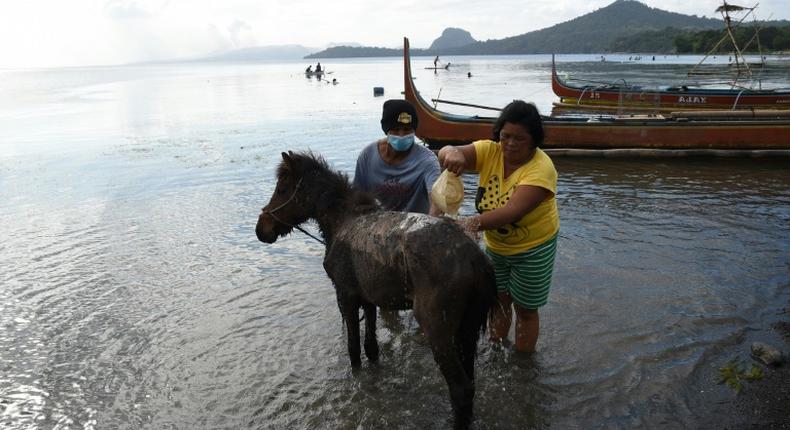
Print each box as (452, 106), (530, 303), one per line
(467, 72), (472, 78)
(332, 78), (338, 85)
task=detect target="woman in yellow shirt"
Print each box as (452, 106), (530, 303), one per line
(437, 100), (559, 353)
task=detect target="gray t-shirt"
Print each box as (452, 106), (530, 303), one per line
(353, 141), (441, 213)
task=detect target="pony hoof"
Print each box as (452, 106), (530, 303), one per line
(453, 402), (474, 430)
(453, 418), (471, 430)
(453, 413), (473, 430)
(364, 345), (379, 362)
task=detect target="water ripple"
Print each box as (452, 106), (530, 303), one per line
(2, 61), (790, 429)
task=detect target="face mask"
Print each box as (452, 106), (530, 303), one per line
(387, 133), (415, 152)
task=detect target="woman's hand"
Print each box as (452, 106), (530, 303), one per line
(438, 145), (466, 175)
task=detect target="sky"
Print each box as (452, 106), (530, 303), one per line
(1, 0), (788, 68)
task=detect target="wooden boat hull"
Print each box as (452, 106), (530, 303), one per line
(551, 56), (790, 111)
(401, 38), (790, 151)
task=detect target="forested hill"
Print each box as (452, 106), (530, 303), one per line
(442, 0), (722, 54)
(305, 0), (787, 58)
(305, 46), (409, 58)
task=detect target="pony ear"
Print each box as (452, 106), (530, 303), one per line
(282, 151), (301, 169)
(278, 152), (295, 179)
(281, 151), (297, 173)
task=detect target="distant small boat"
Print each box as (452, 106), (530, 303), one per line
(305, 70), (324, 77)
(425, 64), (451, 70)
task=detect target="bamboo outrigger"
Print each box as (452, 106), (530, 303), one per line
(402, 38), (790, 155)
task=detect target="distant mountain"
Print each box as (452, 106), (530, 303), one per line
(307, 0), (737, 58)
(327, 41), (362, 48)
(298, 0), (790, 59)
(305, 28), (472, 58)
(305, 46), (420, 58)
(609, 27), (689, 53)
(199, 44), (315, 61)
(429, 28), (476, 50)
(443, 0), (724, 54)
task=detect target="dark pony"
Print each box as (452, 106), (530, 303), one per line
(256, 151), (496, 429)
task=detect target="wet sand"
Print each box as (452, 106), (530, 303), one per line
(731, 319), (790, 429)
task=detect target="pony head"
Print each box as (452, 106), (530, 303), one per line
(255, 151), (314, 243)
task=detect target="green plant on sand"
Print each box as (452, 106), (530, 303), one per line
(717, 358), (764, 393)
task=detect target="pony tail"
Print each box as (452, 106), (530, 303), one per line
(455, 258), (497, 379)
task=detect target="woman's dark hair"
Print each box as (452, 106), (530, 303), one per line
(492, 100), (544, 148)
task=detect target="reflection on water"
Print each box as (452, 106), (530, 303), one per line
(1, 57), (789, 429)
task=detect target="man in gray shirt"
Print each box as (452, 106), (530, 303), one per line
(353, 99), (441, 215)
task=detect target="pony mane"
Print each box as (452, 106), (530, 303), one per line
(279, 151), (378, 215)
(277, 150), (332, 180)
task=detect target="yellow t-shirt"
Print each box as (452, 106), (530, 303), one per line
(473, 140), (559, 255)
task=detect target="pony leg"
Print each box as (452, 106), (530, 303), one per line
(338, 297), (362, 367)
(362, 302), (379, 362)
(344, 308), (362, 367)
(414, 304), (474, 430)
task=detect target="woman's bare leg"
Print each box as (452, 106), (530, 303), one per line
(489, 292), (513, 342)
(514, 305), (539, 353)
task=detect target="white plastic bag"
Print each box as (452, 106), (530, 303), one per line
(431, 169), (464, 216)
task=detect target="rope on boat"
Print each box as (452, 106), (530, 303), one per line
(732, 89), (746, 110)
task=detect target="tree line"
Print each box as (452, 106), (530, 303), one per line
(612, 25), (790, 54)
(674, 25), (790, 53)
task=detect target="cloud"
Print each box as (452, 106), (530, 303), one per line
(2, 0), (789, 68)
(104, 0), (170, 20)
(228, 19), (255, 49)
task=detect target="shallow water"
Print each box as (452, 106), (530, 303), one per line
(1, 55), (789, 429)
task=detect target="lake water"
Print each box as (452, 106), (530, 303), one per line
(1, 54), (789, 429)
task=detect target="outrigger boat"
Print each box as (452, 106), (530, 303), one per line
(551, 2), (790, 112)
(402, 38), (790, 154)
(551, 55), (790, 112)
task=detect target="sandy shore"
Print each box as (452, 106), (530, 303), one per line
(730, 319), (790, 429)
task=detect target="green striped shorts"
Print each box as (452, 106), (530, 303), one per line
(484, 234), (558, 310)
